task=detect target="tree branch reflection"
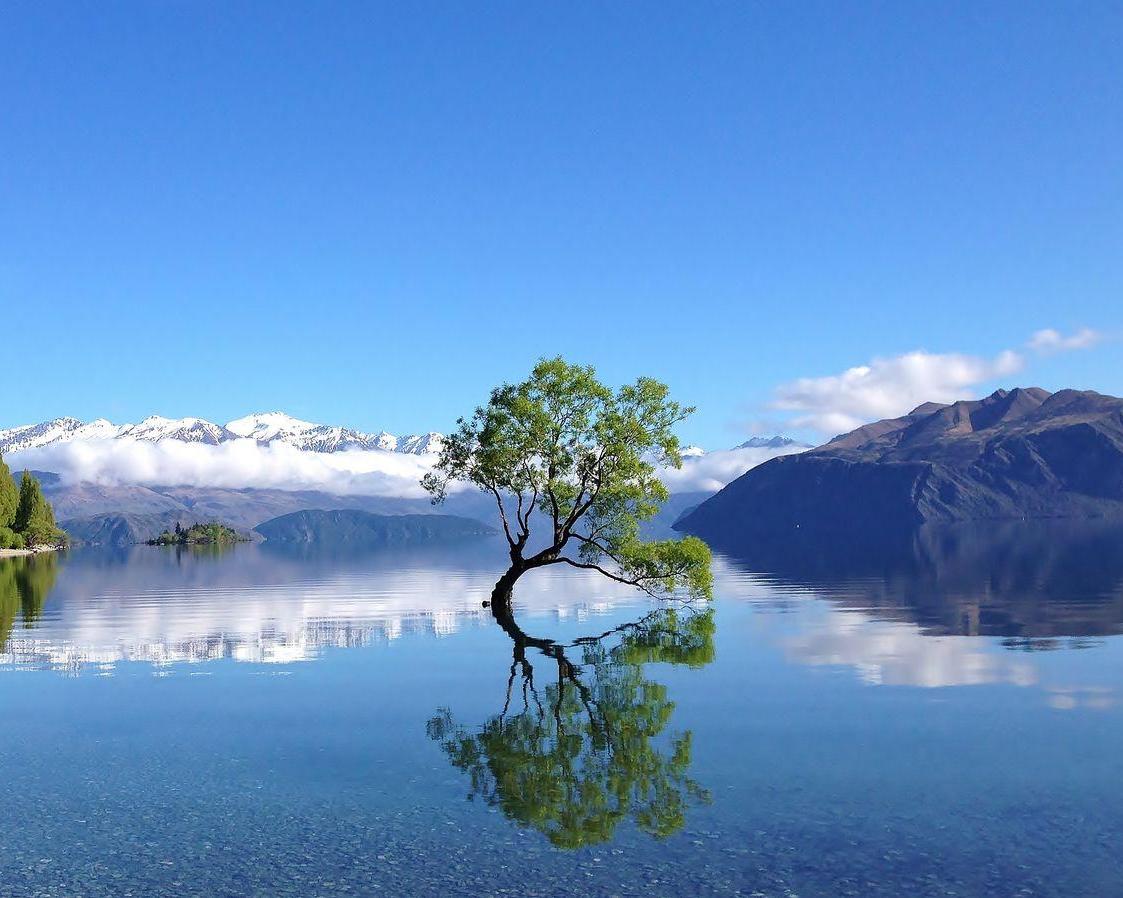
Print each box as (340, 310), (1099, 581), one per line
(428, 588), (715, 849)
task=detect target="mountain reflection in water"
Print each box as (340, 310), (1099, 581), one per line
(719, 520), (1123, 644)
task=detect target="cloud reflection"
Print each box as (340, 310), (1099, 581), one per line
(0, 548), (650, 675)
(785, 611), (1036, 688)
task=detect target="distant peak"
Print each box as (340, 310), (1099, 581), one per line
(908, 401), (948, 416)
(984, 386), (1051, 402)
(734, 435), (813, 450)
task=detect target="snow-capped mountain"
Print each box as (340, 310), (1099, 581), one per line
(662, 437), (813, 460)
(395, 432), (445, 455)
(733, 435), (814, 450)
(226, 413), (399, 453)
(122, 416), (237, 445)
(0, 413), (445, 456)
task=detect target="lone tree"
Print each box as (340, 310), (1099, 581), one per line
(422, 357), (712, 608)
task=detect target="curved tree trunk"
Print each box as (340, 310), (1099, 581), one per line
(489, 563), (525, 610)
(489, 563), (557, 653)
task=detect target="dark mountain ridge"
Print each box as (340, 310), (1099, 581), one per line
(254, 509), (496, 545)
(677, 388), (1123, 541)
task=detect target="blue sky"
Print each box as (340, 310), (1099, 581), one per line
(2, 2), (1120, 447)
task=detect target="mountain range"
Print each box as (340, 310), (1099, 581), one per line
(2, 411), (810, 546)
(0, 412), (444, 455)
(677, 387), (1123, 543)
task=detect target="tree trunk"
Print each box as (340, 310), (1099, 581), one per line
(489, 563), (525, 611)
(488, 563), (557, 652)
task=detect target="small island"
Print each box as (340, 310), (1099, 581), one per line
(146, 521), (247, 546)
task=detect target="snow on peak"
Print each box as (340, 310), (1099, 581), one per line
(733, 435), (814, 450)
(0, 411), (447, 457)
(226, 412), (318, 441)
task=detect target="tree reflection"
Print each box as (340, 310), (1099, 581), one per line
(428, 600), (715, 848)
(0, 554), (59, 650)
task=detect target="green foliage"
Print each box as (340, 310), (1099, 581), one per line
(0, 554), (59, 650)
(428, 607), (716, 848)
(0, 527), (25, 550)
(147, 521), (245, 546)
(423, 357), (712, 599)
(613, 606), (716, 669)
(12, 471), (68, 548)
(0, 454), (18, 528)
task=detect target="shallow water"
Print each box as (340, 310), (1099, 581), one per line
(1, 525), (1121, 897)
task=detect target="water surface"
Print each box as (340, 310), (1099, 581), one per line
(1, 525), (1121, 896)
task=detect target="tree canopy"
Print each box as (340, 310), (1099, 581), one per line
(9, 469), (67, 549)
(422, 357), (712, 601)
(0, 455), (18, 529)
(147, 521), (245, 546)
(0, 455), (22, 550)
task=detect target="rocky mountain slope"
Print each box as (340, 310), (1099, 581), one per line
(677, 388), (1123, 543)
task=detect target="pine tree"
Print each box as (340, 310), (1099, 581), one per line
(13, 472), (66, 548)
(0, 454), (18, 529)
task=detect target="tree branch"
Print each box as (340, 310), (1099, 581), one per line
(486, 484), (516, 549)
(553, 557), (661, 598)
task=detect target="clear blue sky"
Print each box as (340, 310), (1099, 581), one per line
(2, 2), (1120, 446)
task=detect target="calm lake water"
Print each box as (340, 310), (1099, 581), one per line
(1, 524), (1121, 897)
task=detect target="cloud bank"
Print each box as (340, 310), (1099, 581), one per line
(10, 438), (439, 498)
(9, 436), (790, 498)
(655, 444), (807, 493)
(770, 328), (1102, 435)
(771, 349), (1024, 435)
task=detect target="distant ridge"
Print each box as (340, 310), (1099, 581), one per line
(677, 388), (1123, 542)
(254, 509), (496, 545)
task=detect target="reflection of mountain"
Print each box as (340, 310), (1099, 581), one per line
(721, 520), (1123, 641)
(429, 604), (715, 848)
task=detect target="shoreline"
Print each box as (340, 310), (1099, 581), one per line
(0, 546), (61, 559)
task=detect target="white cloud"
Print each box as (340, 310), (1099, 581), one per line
(1027, 327), (1101, 354)
(771, 349), (1024, 435)
(656, 444), (807, 493)
(9, 437), (441, 497)
(9, 435), (781, 498)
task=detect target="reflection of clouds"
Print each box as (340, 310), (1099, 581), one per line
(786, 613), (1037, 687)
(712, 559), (1123, 712)
(710, 563), (1041, 689)
(1046, 686), (1116, 711)
(0, 562), (644, 675)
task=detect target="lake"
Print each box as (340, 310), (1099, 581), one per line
(1, 524), (1121, 897)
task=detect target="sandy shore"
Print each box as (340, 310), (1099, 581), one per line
(0, 546), (60, 559)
